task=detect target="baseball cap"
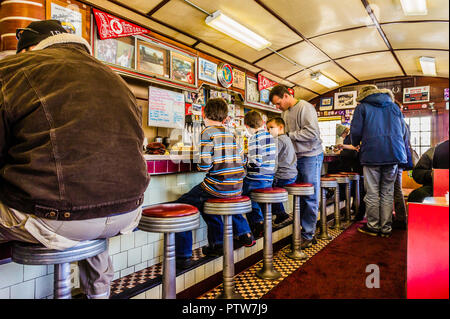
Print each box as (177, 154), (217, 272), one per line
(16, 19), (67, 53)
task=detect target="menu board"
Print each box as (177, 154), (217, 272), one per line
(148, 86), (185, 129)
(403, 86), (430, 104)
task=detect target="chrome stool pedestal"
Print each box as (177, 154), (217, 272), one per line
(204, 196), (252, 299)
(251, 188), (288, 280)
(327, 174), (351, 229)
(284, 183), (315, 260)
(139, 204), (200, 299)
(12, 239), (107, 299)
(339, 172), (361, 221)
(319, 177), (338, 240)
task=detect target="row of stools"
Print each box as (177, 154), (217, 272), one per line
(10, 173), (360, 299)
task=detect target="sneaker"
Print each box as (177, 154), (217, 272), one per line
(273, 212), (290, 226)
(202, 244), (223, 257)
(235, 233), (256, 247)
(251, 221), (264, 238)
(392, 220), (407, 230)
(176, 257), (196, 270)
(357, 224), (379, 237)
(380, 232), (392, 238)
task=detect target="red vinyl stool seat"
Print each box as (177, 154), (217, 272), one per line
(252, 187), (288, 193)
(206, 196), (251, 204)
(142, 203), (198, 218)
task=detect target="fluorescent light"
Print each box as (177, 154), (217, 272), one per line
(205, 11), (271, 51)
(311, 72), (339, 88)
(419, 56), (436, 76)
(400, 0), (428, 15)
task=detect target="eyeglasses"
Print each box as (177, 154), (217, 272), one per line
(15, 28), (40, 40)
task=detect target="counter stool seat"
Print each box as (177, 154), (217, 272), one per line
(139, 204), (200, 299)
(326, 174), (350, 184)
(12, 239), (107, 299)
(204, 196), (252, 299)
(251, 188), (288, 280)
(283, 183), (314, 260)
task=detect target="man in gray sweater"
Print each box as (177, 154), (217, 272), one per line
(270, 85), (323, 248)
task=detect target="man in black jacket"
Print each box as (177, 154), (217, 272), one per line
(0, 20), (149, 298)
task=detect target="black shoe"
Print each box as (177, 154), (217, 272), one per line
(252, 221), (264, 238)
(300, 238), (313, 249)
(202, 244), (223, 257)
(392, 220), (407, 230)
(357, 224), (379, 237)
(176, 257), (196, 270)
(273, 212), (290, 226)
(235, 233), (256, 247)
(311, 236), (317, 245)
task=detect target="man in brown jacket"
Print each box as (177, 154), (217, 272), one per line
(0, 20), (150, 298)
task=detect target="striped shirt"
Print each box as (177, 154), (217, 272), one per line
(246, 128), (276, 181)
(196, 125), (245, 197)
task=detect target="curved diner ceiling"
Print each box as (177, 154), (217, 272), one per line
(86, 0), (449, 101)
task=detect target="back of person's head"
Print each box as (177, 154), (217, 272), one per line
(356, 84), (395, 102)
(204, 98), (229, 122)
(267, 117), (285, 129)
(336, 124), (349, 137)
(269, 85), (291, 102)
(16, 19), (67, 53)
(244, 110), (264, 129)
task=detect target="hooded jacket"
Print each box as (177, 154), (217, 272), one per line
(350, 92), (407, 166)
(0, 33), (150, 221)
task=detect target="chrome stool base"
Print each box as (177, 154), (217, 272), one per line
(256, 267), (282, 280)
(285, 249), (308, 260)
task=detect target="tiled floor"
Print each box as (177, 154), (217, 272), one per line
(199, 226), (347, 299)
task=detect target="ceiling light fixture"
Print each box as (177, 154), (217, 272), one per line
(419, 56), (437, 76)
(205, 10), (272, 51)
(400, 0), (428, 15)
(311, 72), (339, 88)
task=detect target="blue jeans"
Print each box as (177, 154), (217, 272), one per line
(242, 178), (274, 226)
(174, 183), (251, 258)
(272, 177), (297, 216)
(296, 153), (323, 241)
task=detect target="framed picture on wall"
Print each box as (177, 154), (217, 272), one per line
(137, 40), (169, 77)
(198, 58), (217, 84)
(246, 77), (259, 103)
(46, 0), (90, 42)
(171, 52), (196, 85)
(319, 97), (334, 111)
(334, 91), (357, 110)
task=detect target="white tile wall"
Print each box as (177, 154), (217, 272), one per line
(23, 265), (47, 281)
(11, 280), (35, 299)
(35, 274), (53, 299)
(0, 287), (9, 299)
(0, 262), (24, 289)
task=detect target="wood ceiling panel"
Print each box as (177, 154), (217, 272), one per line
(84, 0), (197, 45)
(287, 70), (331, 95)
(113, 0), (162, 14)
(278, 42), (329, 68)
(336, 51), (404, 81)
(395, 49), (449, 78)
(152, 0), (301, 62)
(195, 43), (261, 74)
(382, 22), (449, 50)
(293, 86), (318, 102)
(310, 26), (389, 59)
(291, 61), (357, 87)
(258, 0), (372, 38)
(367, 0), (449, 23)
(255, 55), (304, 78)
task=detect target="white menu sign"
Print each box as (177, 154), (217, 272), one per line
(148, 86), (185, 129)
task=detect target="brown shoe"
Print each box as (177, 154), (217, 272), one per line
(300, 238), (313, 249)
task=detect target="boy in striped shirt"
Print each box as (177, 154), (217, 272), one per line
(174, 98), (254, 270)
(242, 111), (277, 237)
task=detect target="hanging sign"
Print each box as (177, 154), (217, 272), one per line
(258, 74), (278, 91)
(218, 63), (233, 88)
(403, 86), (430, 104)
(93, 8), (149, 40)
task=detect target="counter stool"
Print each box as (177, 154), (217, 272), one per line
(204, 196), (252, 299)
(138, 204), (200, 299)
(326, 174), (351, 229)
(12, 239), (107, 299)
(250, 187), (288, 280)
(284, 183), (314, 260)
(319, 177), (338, 240)
(339, 172), (361, 220)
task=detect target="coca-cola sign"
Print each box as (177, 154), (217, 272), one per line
(93, 8), (149, 40)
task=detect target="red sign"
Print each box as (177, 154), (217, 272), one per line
(258, 74), (278, 91)
(93, 9), (149, 40)
(288, 88), (295, 96)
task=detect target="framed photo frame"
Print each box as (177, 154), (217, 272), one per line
(334, 91), (357, 110)
(198, 58), (217, 84)
(46, 0), (90, 42)
(232, 68), (246, 90)
(137, 40), (169, 78)
(260, 89), (270, 105)
(171, 52), (196, 85)
(246, 77), (259, 103)
(319, 97), (334, 111)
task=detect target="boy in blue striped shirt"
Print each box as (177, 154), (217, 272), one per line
(174, 98), (254, 270)
(242, 110), (277, 237)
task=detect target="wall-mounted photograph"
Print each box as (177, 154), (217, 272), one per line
(334, 91), (357, 109)
(319, 97), (334, 111)
(171, 52), (196, 85)
(137, 40), (169, 77)
(198, 58), (217, 84)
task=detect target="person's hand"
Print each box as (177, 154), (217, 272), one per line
(336, 144), (344, 150)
